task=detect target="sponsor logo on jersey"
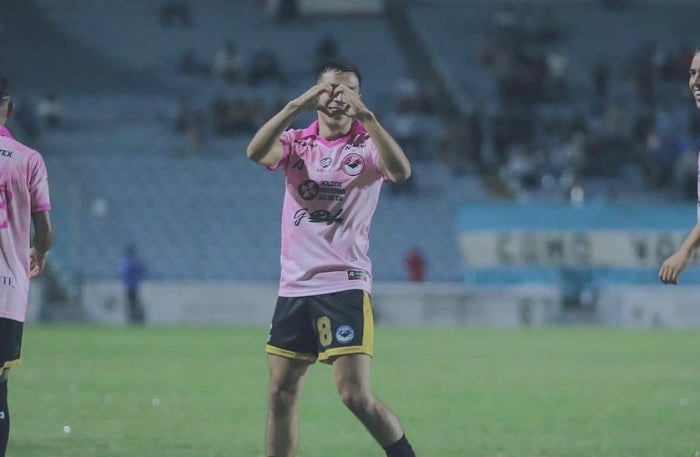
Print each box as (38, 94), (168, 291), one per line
(294, 208), (344, 226)
(297, 180), (346, 201)
(298, 180), (320, 200)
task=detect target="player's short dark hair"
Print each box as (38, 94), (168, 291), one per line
(0, 76), (9, 103)
(315, 59), (362, 87)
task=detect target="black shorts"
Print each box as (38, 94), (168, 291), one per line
(265, 289), (374, 364)
(0, 317), (24, 371)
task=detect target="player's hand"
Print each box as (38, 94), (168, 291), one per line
(658, 249), (693, 285)
(331, 84), (372, 121)
(291, 83), (334, 115)
(29, 247), (48, 278)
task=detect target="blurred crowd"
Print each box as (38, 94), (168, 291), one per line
(14, 0), (698, 206)
(11, 93), (64, 142)
(432, 1), (700, 202)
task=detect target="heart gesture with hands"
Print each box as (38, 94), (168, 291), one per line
(291, 83), (336, 116)
(327, 84), (372, 122)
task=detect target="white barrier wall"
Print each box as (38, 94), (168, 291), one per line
(597, 285), (700, 328)
(30, 280), (700, 328)
(79, 281), (279, 326)
(68, 281), (561, 327)
(373, 282), (560, 327)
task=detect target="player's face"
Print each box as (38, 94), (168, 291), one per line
(316, 70), (360, 123)
(689, 52), (700, 109)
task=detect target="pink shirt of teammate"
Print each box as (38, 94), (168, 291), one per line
(0, 125), (51, 322)
(270, 120), (385, 297)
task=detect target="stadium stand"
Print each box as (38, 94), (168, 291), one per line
(16, 0), (483, 283)
(4, 0), (698, 287)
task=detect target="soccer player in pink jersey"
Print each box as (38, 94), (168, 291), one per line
(0, 76), (53, 457)
(247, 59), (417, 457)
(659, 49), (700, 284)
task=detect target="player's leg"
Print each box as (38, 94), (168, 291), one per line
(311, 290), (416, 456)
(332, 354), (416, 457)
(0, 369), (8, 457)
(264, 296), (318, 457)
(266, 355), (312, 457)
(0, 318), (22, 457)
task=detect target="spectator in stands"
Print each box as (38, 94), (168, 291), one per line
(631, 44), (657, 108)
(121, 244), (146, 324)
(211, 94), (262, 136)
(183, 109), (206, 155)
(37, 94), (63, 129)
(212, 43), (244, 84)
(315, 34), (338, 69)
(592, 57), (610, 102)
(532, 4), (562, 44)
(13, 98), (40, 142)
(177, 49), (209, 77)
(493, 2), (519, 39)
(672, 139), (698, 200)
(248, 48), (284, 85)
(404, 248), (426, 282)
(436, 116), (477, 174)
(659, 49), (700, 285)
(157, 1), (192, 27)
(387, 104), (422, 160)
(500, 142), (544, 194)
(275, 0), (298, 22)
(544, 45), (568, 101)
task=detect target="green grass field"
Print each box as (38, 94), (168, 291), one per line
(6, 326), (700, 457)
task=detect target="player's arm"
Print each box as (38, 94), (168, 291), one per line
(246, 83), (333, 167)
(362, 114), (411, 183)
(334, 84), (411, 183)
(30, 211), (53, 278)
(658, 221), (700, 285)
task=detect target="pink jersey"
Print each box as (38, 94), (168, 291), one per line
(270, 120), (386, 297)
(0, 126), (51, 322)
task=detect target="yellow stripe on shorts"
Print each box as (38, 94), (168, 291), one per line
(1, 359), (22, 370)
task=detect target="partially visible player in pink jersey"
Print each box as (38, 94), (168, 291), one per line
(247, 59), (416, 457)
(0, 75), (53, 457)
(659, 49), (700, 284)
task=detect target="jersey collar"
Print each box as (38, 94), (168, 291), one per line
(0, 126), (12, 139)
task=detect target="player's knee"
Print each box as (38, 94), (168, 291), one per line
(338, 385), (372, 414)
(268, 381), (300, 414)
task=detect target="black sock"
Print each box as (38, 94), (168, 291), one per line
(0, 381), (8, 457)
(384, 434), (416, 457)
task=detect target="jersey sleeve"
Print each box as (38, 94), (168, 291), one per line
(267, 129), (296, 171)
(29, 152), (51, 213)
(367, 138), (389, 182)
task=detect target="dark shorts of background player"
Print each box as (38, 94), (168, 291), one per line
(0, 317), (24, 371)
(266, 289), (374, 364)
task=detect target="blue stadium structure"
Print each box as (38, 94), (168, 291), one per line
(2, 0), (698, 287)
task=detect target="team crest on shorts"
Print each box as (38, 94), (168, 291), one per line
(335, 325), (355, 344)
(341, 153), (364, 176)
